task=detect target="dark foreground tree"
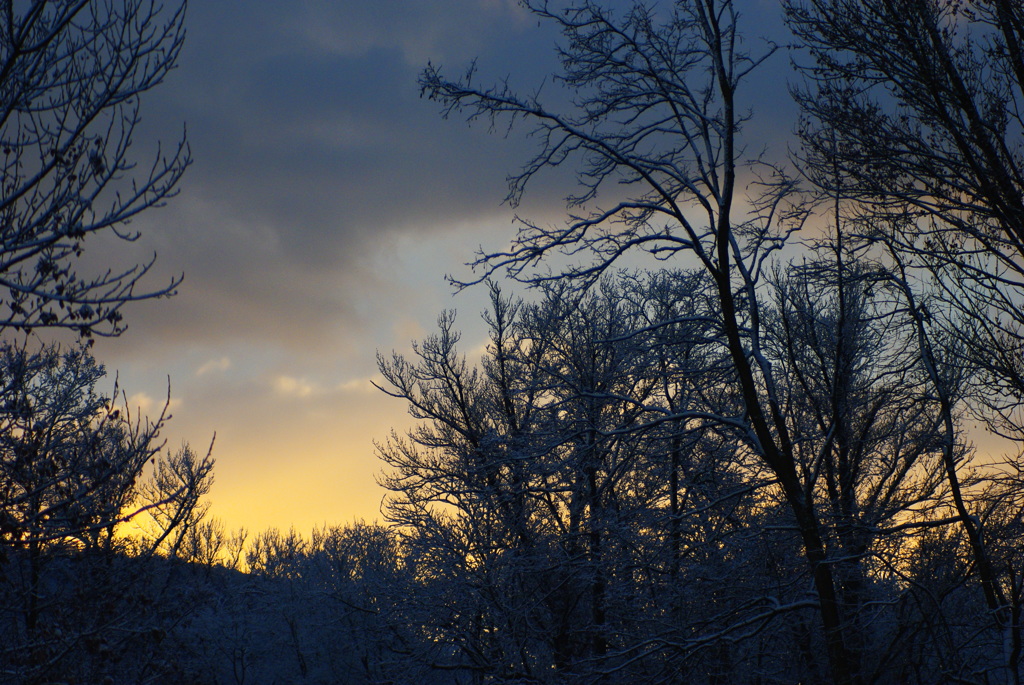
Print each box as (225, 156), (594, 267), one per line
(416, 1), (1024, 682)
(0, 343), (215, 684)
(787, 1), (1024, 680)
(376, 261), (1005, 682)
(419, 1), (867, 680)
(0, 0), (193, 551)
(0, 0), (189, 338)
(0, 3), (210, 681)
(377, 278), (783, 682)
(0, 343), (164, 551)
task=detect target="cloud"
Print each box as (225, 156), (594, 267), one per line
(104, 0), (600, 369)
(273, 372), (382, 398)
(126, 391), (156, 415)
(272, 375), (318, 399)
(262, 0), (531, 66)
(124, 391), (182, 418)
(197, 356), (232, 376)
(338, 376), (378, 394)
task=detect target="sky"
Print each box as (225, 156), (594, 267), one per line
(80, 0), (793, 535)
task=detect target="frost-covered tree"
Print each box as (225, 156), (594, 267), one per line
(418, 1), (865, 679)
(0, 343), (164, 551)
(787, 2), (1024, 679)
(376, 277), (799, 681)
(0, 343), (215, 684)
(416, 1), (1024, 681)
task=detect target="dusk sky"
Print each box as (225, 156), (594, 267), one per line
(86, 0), (791, 535)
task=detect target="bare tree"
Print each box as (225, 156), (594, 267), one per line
(787, 2), (1024, 680)
(0, 342), (166, 552)
(0, 342), (217, 684)
(133, 441), (215, 559)
(786, 0), (1024, 433)
(0, 0), (189, 338)
(786, 0), (1024, 263)
(377, 276), (816, 681)
(418, 1), (880, 680)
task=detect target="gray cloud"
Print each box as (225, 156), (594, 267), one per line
(107, 0), (800, 359)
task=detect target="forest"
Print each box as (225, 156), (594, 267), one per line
(3, 0), (1024, 683)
